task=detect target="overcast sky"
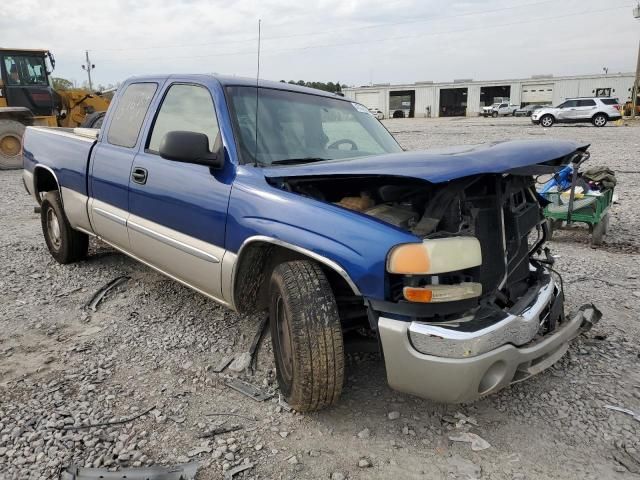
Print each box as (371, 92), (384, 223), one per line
(2, 0), (638, 87)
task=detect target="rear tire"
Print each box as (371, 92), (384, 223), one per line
(0, 119), (25, 170)
(41, 191), (88, 264)
(592, 113), (607, 127)
(540, 115), (554, 127)
(269, 260), (344, 412)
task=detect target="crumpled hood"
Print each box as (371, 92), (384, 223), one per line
(262, 139), (588, 184)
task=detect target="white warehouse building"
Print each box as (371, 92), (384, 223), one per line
(343, 72), (636, 118)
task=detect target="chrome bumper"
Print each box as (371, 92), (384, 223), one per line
(408, 278), (556, 358)
(378, 283), (600, 403)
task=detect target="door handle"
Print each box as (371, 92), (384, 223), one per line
(131, 167), (148, 185)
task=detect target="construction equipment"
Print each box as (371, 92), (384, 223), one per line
(0, 48), (111, 169)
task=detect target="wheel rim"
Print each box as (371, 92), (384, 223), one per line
(275, 295), (294, 383)
(0, 134), (21, 157)
(47, 208), (62, 250)
(595, 116), (605, 126)
(542, 117), (552, 126)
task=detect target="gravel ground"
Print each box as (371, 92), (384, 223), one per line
(1, 116), (639, 480)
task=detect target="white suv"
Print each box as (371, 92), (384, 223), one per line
(531, 97), (621, 127)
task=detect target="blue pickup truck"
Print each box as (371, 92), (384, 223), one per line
(22, 75), (599, 411)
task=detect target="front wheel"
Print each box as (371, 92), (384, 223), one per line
(41, 191), (89, 264)
(592, 113), (607, 127)
(491, 111), (498, 118)
(540, 115), (554, 127)
(269, 260), (344, 412)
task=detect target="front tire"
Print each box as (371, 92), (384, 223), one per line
(491, 111), (498, 118)
(592, 113), (607, 127)
(41, 191), (88, 264)
(269, 260), (344, 412)
(540, 114), (554, 127)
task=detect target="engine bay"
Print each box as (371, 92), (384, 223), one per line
(272, 173), (548, 314)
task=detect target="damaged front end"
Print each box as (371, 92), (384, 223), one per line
(267, 144), (600, 402)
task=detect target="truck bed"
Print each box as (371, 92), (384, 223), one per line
(22, 126), (98, 196)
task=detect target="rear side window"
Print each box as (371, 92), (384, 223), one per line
(577, 99), (596, 107)
(148, 84), (219, 153)
(559, 100), (577, 108)
(107, 83), (157, 148)
(600, 98), (619, 105)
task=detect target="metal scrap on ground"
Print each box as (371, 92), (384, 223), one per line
(60, 461), (199, 480)
(605, 405), (640, 422)
(225, 378), (273, 402)
(224, 462), (254, 480)
(85, 276), (130, 311)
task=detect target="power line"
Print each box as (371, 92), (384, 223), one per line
(90, 0), (567, 52)
(98, 4), (633, 65)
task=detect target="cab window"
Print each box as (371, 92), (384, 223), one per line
(3, 55), (48, 86)
(107, 83), (158, 148)
(148, 84), (219, 153)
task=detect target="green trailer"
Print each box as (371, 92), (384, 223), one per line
(543, 188), (613, 246)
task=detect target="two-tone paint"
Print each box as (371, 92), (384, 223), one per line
(22, 74), (586, 310)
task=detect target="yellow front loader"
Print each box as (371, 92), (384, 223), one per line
(0, 48), (111, 169)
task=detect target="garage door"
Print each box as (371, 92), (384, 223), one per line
(355, 91), (379, 109)
(521, 84), (553, 104)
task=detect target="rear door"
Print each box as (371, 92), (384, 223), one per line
(126, 80), (233, 301)
(88, 81), (159, 250)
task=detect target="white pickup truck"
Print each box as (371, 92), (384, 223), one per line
(482, 102), (519, 117)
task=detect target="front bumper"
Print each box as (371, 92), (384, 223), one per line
(378, 282), (600, 403)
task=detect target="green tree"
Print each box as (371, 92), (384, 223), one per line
(52, 77), (73, 90)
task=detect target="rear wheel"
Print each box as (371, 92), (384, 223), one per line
(41, 191), (88, 264)
(592, 113), (607, 127)
(0, 119), (25, 170)
(540, 115), (554, 127)
(269, 260), (344, 412)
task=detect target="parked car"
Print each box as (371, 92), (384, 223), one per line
(22, 75), (599, 410)
(531, 97), (622, 127)
(368, 107), (384, 120)
(514, 104), (546, 117)
(481, 102), (519, 117)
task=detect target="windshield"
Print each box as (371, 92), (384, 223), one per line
(226, 86), (402, 165)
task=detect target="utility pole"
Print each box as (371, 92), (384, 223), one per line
(632, 3), (640, 118)
(81, 50), (95, 91)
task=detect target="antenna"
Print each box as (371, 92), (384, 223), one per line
(254, 19), (261, 166)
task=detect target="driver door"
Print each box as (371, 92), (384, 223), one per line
(126, 81), (233, 301)
(556, 100), (578, 120)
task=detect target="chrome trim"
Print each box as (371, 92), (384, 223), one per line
(94, 206), (127, 226)
(32, 164), (61, 204)
(128, 220), (220, 263)
(408, 277), (556, 358)
(95, 235), (230, 308)
(230, 236), (362, 308)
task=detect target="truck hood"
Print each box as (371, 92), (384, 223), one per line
(262, 139), (588, 184)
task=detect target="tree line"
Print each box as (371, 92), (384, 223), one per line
(279, 80), (347, 93)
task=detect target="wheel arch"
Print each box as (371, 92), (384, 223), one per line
(33, 165), (61, 205)
(230, 236), (362, 315)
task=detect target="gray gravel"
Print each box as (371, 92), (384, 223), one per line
(1, 116), (639, 479)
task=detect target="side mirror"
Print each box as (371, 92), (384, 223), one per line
(159, 131), (224, 169)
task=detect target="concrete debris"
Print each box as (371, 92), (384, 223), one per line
(358, 458), (372, 468)
(449, 432), (491, 451)
(388, 411), (400, 420)
(357, 428), (370, 439)
(223, 462), (254, 480)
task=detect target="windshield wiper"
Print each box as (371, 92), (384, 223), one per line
(270, 157), (331, 165)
